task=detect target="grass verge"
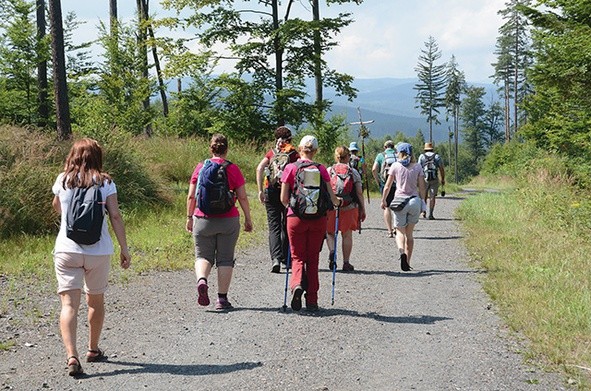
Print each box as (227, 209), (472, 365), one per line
(457, 182), (591, 389)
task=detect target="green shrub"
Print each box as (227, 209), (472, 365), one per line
(0, 126), (167, 238)
(0, 126), (67, 237)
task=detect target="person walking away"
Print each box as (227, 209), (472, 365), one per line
(372, 140), (397, 237)
(280, 135), (341, 312)
(186, 134), (253, 311)
(418, 142), (445, 220)
(380, 142), (426, 271)
(348, 141), (366, 181)
(326, 146), (366, 271)
(256, 126), (299, 273)
(52, 138), (131, 377)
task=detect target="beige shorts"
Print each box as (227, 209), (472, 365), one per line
(54, 252), (111, 295)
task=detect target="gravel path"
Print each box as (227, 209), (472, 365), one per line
(1, 194), (567, 390)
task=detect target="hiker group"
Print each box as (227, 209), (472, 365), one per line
(50, 130), (445, 377)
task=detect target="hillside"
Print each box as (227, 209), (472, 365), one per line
(326, 78), (498, 142)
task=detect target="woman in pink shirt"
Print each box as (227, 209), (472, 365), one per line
(280, 135), (340, 311)
(380, 142), (426, 271)
(186, 134), (253, 310)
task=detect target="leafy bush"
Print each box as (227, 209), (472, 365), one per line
(0, 126), (67, 236)
(0, 126), (166, 238)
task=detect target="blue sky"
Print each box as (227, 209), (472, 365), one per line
(61, 0), (507, 84)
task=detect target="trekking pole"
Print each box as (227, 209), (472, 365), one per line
(282, 244), (291, 312)
(331, 206), (340, 306)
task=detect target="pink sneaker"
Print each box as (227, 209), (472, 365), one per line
(197, 280), (210, 306)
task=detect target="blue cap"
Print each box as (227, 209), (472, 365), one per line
(396, 142), (413, 156)
(349, 142), (359, 151)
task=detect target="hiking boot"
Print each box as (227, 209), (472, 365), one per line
(271, 259), (281, 274)
(197, 279), (210, 306)
(328, 251), (336, 270)
(215, 297), (233, 311)
(291, 286), (304, 311)
(342, 262), (355, 272)
(421, 211), (426, 219)
(428, 214), (435, 220)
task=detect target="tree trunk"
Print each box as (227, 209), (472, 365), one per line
(48, 0), (71, 140)
(36, 0), (49, 127)
(137, 0), (151, 136)
(312, 0), (323, 126)
(272, 0), (285, 126)
(454, 105), (459, 183)
(109, 0), (118, 34)
(504, 75), (511, 142)
(144, 0), (168, 117)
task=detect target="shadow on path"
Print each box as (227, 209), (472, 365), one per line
(81, 360), (263, 379)
(345, 268), (480, 278)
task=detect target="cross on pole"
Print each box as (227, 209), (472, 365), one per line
(350, 107), (373, 205)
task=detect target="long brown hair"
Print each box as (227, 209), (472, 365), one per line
(62, 138), (111, 189)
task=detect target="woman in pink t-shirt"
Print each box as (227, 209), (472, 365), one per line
(186, 134), (253, 311)
(380, 142), (426, 271)
(280, 135), (340, 312)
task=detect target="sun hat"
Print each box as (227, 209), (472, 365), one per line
(424, 142), (434, 151)
(299, 135), (319, 150)
(349, 142), (359, 151)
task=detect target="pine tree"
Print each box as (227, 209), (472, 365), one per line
(444, 55), (466, 183)
(414, 36), (447, 143)
(492, 0), (533, 142)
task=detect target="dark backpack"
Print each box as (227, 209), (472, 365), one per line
(66, 183), (105, 245)
(196, 159), (235, 215)
(349, 155), (362, 177)
(423, 154), (438, 181)
(330, 163), (355, 207)
(380, 151), (397, 182)
(265, 148), (296, 189)
(289, 161), (333, 219)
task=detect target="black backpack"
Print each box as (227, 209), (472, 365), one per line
(66, 183), (105, 245)
(289, 161), (333, 219)
(196, 159), (235, 215)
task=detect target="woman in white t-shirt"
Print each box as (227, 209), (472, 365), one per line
(52, 138), (131, 376)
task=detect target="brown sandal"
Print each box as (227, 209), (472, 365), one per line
(67, 356), (83, 376)
(86, 348), (108, 363)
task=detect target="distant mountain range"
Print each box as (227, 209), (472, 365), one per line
(169, 76), (498, 142)
(325, 78), (498, 142)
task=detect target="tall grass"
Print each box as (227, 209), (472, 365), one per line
(0, 127), (267, 280)
(458, 162), (591, 388)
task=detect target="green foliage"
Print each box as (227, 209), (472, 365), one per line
(0, 126), (166, 238)
(0, 0), (48, 126)
(161, 0), (358, 129)
(458, 170), (591, 383)
(73, 22), (157, 136)
(0, 126), (66, 237)
(414, 36), (447, 142)
(519, 0), (591, 157)
(297, 114), (351, 165)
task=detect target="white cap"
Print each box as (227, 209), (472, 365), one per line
(299, 135), (318, 150)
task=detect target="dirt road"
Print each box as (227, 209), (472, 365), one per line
(0, 194), (567, 390)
